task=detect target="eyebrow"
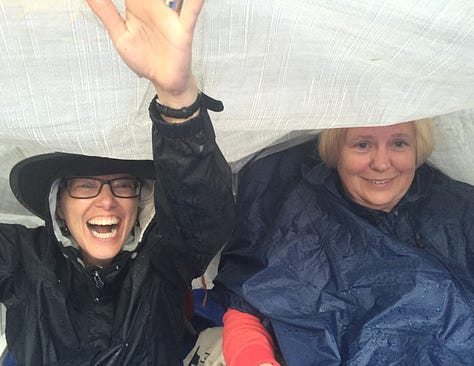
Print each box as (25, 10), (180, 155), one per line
(347, 132), (412, 141)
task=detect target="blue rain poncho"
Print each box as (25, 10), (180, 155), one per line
(214, 138), (474, 366)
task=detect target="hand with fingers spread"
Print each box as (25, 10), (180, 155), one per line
(85, 0), (203, 108)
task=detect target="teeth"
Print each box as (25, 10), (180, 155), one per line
(87, 217), (119, 239)
(90, 227), (118, 239)
(370, 179), (391, 184)
(88, 217), (119, 225)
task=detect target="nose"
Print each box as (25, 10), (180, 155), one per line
(369, 146), (391, 172)
(93, 183), (117, 208)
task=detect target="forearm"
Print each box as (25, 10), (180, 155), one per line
(223, 308), (281, 366)
(152, 78), (200, 124)
(150, 98), (234, 278)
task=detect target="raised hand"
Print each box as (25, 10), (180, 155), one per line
(85, 0), (204, 107)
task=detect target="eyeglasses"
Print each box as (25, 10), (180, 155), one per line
(63, 177), (143, 199)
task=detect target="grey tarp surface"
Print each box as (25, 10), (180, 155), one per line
(1, 0), (473, 225)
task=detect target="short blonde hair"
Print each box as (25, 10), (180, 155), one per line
(318, 118), (434, 168)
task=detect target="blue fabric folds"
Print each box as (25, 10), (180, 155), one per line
(214, 137), (474, 366)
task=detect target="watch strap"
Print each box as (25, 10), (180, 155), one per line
(155, 92), (224, 119)
(155, 92), (202, 119)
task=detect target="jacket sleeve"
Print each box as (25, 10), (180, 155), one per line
(148, 95), (234, 288)
(0, 224), (21, 303)
(0, 224), (44, 305)
(223, 308), (280, 366)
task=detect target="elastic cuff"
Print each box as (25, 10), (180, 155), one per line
(148, 94), (223, 138)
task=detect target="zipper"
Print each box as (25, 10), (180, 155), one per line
(92, 270), (105, 302)
(92, 270), (105, 290)
(65, 253), (107, 302)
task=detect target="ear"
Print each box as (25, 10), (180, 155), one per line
(56, 197), (64, 220)
(56, 209), (64, 220)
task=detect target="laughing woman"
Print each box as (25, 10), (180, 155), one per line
(0, 0), (233, 365)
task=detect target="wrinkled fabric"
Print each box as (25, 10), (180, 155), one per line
(214, 137), (474, 366)
(0, 100), (234, 366)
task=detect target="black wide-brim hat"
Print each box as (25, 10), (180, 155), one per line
(10, 152), (155, 220)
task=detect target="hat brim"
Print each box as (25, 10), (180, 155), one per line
(9, 152), (155, 220)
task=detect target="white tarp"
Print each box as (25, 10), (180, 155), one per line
(1, 0), (473, 224)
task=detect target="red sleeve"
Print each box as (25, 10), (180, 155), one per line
(222, 308), (281, 366)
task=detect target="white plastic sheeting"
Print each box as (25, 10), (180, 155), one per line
(1, 0), (473, 225)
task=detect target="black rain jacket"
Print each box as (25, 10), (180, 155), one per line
(0, 98), (234, 366)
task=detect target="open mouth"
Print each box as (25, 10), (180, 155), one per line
(87, 217), (120, 239)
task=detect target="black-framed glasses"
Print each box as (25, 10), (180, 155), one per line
(63, 177), (143, 199)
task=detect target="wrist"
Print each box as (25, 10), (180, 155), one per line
(155, 92), (202, 123)
(152, 77), (199, 109)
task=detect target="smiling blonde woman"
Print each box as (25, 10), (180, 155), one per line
(215, 119), (474, 366)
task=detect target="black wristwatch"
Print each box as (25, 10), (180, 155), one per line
(155, 93), (203, 119)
